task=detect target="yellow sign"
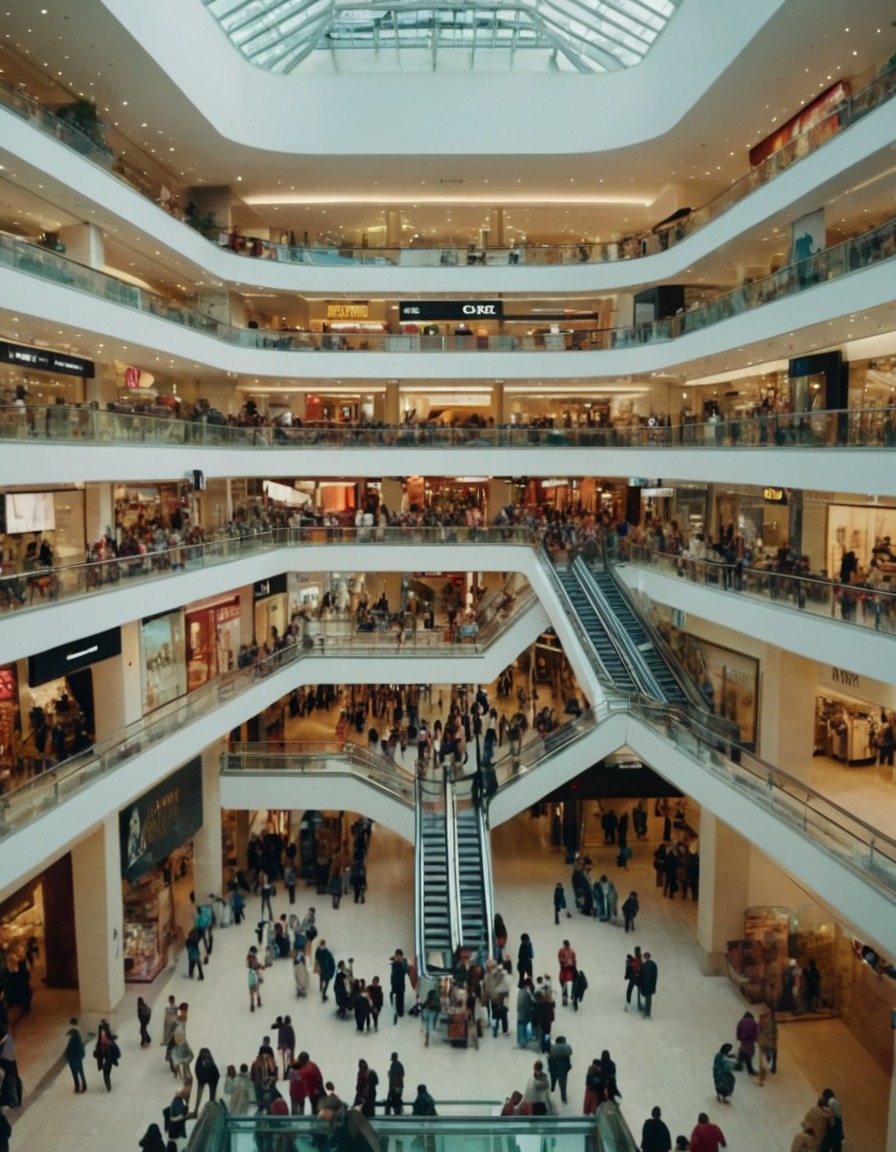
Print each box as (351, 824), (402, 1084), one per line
(327, 302), (369, 320)
(763, 487), (786, 503)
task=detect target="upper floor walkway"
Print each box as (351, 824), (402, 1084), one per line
(3, 59), (896, 294)
(3, 211), (896, 383)
(4, 406), (896, 494)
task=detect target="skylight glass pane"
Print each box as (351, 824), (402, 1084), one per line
(202, 0), (682, 72)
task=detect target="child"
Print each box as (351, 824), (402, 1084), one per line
(622, 891), (639, 934)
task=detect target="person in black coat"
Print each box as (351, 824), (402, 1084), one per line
(640, 953), (658, 1018)
(138, 1123), (167, 1152)
(517, 933), (534, 986)
(193, 1047), (220, 1112)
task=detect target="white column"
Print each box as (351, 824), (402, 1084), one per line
(85, 483), (114, 545)
(385, 380), (400, 425)
(490, 382), (505, 424)
(759, 648), (816, 783)
(696, 811), (750, 974)
(59, 223), (104, 269)
(192, 743), (224, 899)
(72, 815), (125, 1031)
(385, 210), (402, 248)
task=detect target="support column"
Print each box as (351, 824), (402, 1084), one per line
(85, 483), (114, 545)
(490, 208), (505, 248)
(72, 815), (125, 1030)
(192, 742), (224, 900)
(380, 478), (404, 517)
(490, 381), (505, 424)
(487, 479), (515, 522)
(59, 223), (105, 270)
(696, 811), (750, 974)
(385, 380), (400, 425)
(385, 210), (402, 249)
(758, 648), (816, 783)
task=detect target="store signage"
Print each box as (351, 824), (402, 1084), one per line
(253, 573), (288, 601)
(326, 302), (369, 321)
(119, 758), (203, 882)
(749, 81), (849, 168)
(763, 487), (788, 504)
(0, 339), (95, 379)
(28, 626), (122, 686)
(806, 491), (834, 503)
(399, 301), (504, 322)
(831, 667), (861, 689)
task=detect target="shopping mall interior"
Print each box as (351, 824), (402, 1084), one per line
(1, 1), (896, 1150)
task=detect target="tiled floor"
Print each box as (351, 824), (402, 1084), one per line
(5, 677), (892, 1151)
(7, 804), (890, 1152)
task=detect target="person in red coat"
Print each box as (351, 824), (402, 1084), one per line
(690, 1112), (727, 1152)
(557, 941), (577, 1007)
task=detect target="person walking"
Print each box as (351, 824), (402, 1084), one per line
(223, 1064), (253, 1115)
(821, 1087), (844, 1152)
(625, 947), (643, 1011)
(186, 929), (204, 981)
(553, 883), (570, 924)
(547, 1036), (573, 1105)
(641, 1105), (673, 1152)
(93, 1019), (120, 1092)
(557, 941), (577, 1007)
(193, 1047), (220, 1113)
(247, 952), (264, 1012)
(137, 997), (152, 1047)
(735, 1011), (759, 1075)
(690, 1113), (727, 1152)
(517, 933), (534, 986)
(640, 951), (658, 1017)
(757, 1007), (778, 1083)
(385, 1052), (405, 1114)
(390, 948), (409, 1021)
(622, 891), (639, 933)
(64, 1017), (87, 1093)
(316, 940), (336, 1002)
(712, 1043), (737, 1104)
(523, 1059), (554, 1115)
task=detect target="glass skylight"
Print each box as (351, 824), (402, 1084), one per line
(203, 0), (682, 73)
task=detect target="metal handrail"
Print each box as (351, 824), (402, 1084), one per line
(2, 211), (896, 354)
(4, 64), (896, 274)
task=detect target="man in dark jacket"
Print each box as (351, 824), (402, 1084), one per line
(640, 953), (658, 1018)
(547, 1036), (573, 1104)
(315, 941), (336, 1002)
(390, 949), (409, 1021)
(641, 1105), (672, 1152)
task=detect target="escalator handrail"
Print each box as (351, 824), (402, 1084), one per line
(536, 541), (639, 696)
(599, 542), (742, 742)
(415, 773), (451, 979)
(443, 764), (464, 961)
(570, 554), (668, 701)
(451, 772), (495, 960)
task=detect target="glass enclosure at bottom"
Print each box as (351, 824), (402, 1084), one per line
(188, 1101), (637, 1152)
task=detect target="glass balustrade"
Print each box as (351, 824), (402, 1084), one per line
(0, 575), (538, 827)
(2, 403), (894, 452)
(4, 64), (896, 271)
(622, 542), (896, 637)
(1, 210), (895, 358)
(0, 525), (538, 617)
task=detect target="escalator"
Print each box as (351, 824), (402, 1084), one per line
(453, 789), (493, 962)
(576, 557), (689, 706)
(416, 776), (455, 975)
(555, 565), (641, 693)
(415, 769), (495, 977)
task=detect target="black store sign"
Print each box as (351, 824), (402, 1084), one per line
(0, 339), (95, 379)
(399, 301), (504, 322)
(120, 757), (203, 882)
(253, 572), (288, 601)
(28, 626), (122, 686)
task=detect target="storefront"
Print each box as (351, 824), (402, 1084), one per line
(824, 498), (896, 586)
(114, 482), (191, 538)
(254, 573), (288, 650)
(0, 338), (94, 407)
(813, 666), (895, 769)
(0, 487), (87, 569)
(0, 855), (78, 1001)
(23, 626), (121, 760)
(0, 666), (18, 789)
(185, 595), (241, 690)
(141, 610), (187, 714)
(120, 757), (203, 982)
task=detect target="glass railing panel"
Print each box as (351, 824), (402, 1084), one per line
(623, 543), (896, 637)
(3, 211), (896, 359)
(2, 403), (895, 451)
(221, 741), (416, 805)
